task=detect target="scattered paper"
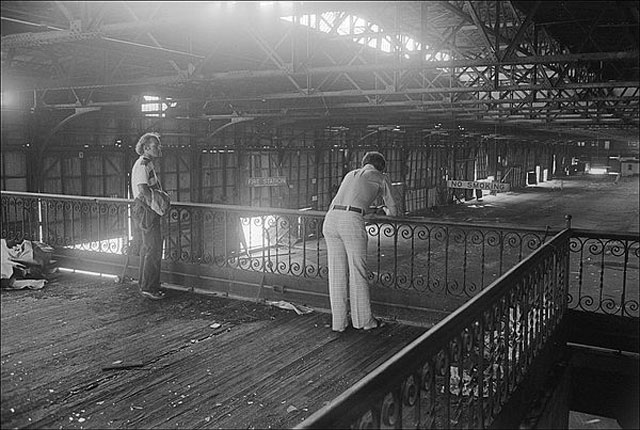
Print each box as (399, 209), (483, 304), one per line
(5, 279), (47, 290)
(265, 300), (313, 315)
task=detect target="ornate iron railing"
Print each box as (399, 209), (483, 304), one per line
(568, 230), (639, 318)
(367, 220), (549, 297)
(2, 192), (638, 313)
(297, 229), (572, 429)
(1, 192), (550, 300)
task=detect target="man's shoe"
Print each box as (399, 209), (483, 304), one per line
(363, 318), (386, 331)
(141, 290), (166, 300)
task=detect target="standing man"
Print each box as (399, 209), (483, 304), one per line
(322, 151), (398, 332)
(131, 132), (166, 300)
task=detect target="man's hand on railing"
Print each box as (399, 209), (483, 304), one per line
(374, 205), (387, 216)
(365, 205), (392, 221)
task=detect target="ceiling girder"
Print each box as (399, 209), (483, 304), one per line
(9, 50), (636, 93)
(501, 1), (541, 60)
(1, 1), (637, 132)
(464, 1), (498, 60)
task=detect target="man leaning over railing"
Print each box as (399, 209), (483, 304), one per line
(322, 151), (398, 332)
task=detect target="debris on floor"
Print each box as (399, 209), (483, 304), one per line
(265, 300), (313, 315)
(2, 279), (47, 290)
(1, 239), (57, 289)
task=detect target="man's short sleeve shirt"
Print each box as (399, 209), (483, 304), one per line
(131, 156), (159, 199)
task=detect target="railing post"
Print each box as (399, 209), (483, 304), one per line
(564, 214), (573, 312)
(564, 214), (572, 229)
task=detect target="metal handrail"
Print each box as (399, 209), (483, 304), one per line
(297, 229), (572, 429)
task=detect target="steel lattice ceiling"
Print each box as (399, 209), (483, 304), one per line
(1, 1), (638, 144)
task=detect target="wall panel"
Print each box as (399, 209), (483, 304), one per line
(1, 151), (28, 191)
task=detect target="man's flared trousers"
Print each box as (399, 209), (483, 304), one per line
(322, 210), (377, 331)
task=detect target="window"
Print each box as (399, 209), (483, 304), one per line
(141, 95), (176, 117)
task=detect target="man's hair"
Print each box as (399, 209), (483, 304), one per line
(362, 151), (386, 171)
(135, 132), (161, 155)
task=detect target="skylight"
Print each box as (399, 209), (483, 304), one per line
(280, 12), (450, 62)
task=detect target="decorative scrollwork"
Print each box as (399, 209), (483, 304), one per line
(587, 239), (605, 256)
(413, 275), (428, 292)
(202, 252), (213, 264)
(380, 392), (399, 427)
(504, 232), (522, 250)
(169, 209), (180, 222)
(354, 410), (375, 429)
(250, 258), (263, 271)
(378, 271), (394, 288)
(432, 226), (447, 243)
(436, 349), (448, 376)
(465, 282), (482, 297)
(415, 225), (430, 241)
(485, 230), (502, 247)
(380, 223), (396, 238)
(623, 300), (639, 317)
(578, 295), (596, 312)
(421, 362), (433, 392)
(600, 298), (620, 315)
(469, 230), (485, 245)
(607, 240), (627, 257)
(523, 234), (543, 251)
(430, 278), (443, 294)
(303, 263), (318, 277)
(402, 374), (418, 407)
(451, 228), (467, 245)
(289, 261), (302, 277)
(277, 261), (289, 274)
(214, 255), (226, 266)
(179, 208), (191, 223)
(399, 224), (414, 240)
(446, 280), (463, 296)
(396, 273), (409, 290)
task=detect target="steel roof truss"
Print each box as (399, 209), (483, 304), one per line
(464, 1), (498, 60)
(247, 26), (306, 95)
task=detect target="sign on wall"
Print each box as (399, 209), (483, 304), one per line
(247, 176), (288, 187)
(447, 180), (510, 192)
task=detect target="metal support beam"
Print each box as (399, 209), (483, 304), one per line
(0, 16), (204, 59)
(502, 1), (542, 60)
(465, 1), (498, 60)
(9, 50), (636, 93)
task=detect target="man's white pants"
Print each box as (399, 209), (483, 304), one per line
(322, 210), (376, 331)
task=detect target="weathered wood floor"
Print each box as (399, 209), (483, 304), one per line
(1, 272), (426, 429)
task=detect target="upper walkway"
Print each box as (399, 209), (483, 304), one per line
(1, 272), (426, 429)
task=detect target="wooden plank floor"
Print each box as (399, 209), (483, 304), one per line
(1, 272), (426, 429)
